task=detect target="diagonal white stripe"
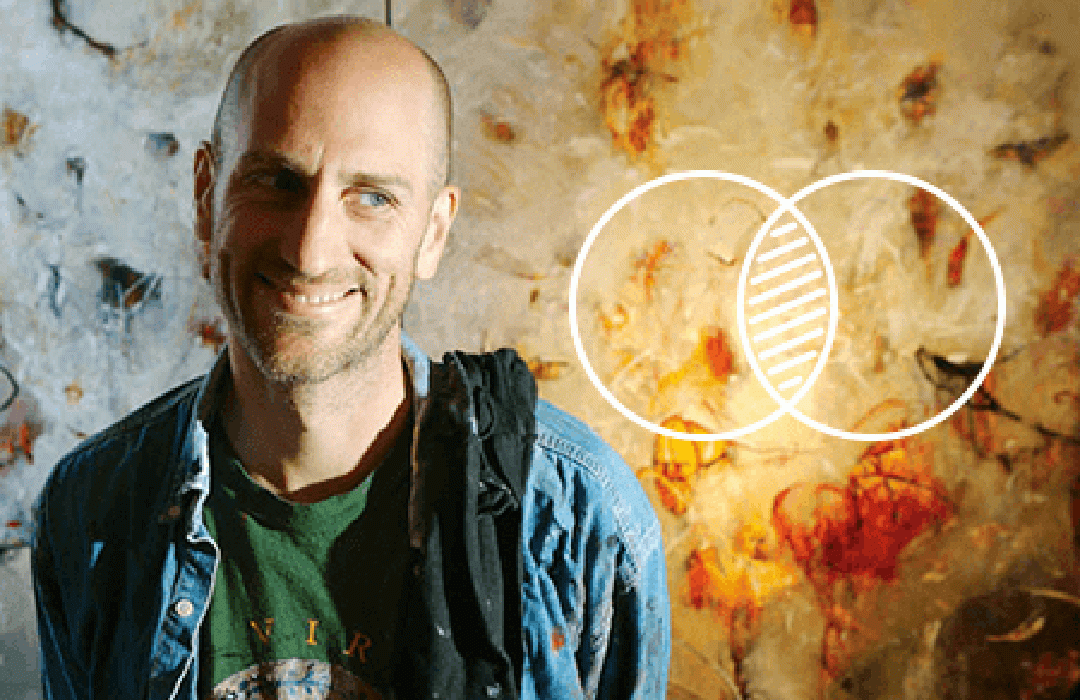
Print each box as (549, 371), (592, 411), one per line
(758, 327), (824, 360)
(777, 375), (803, 391)
(748, 271), (822, 305)
(767, 351), (817, 376)
(750, 254), (818, 285)
(769, 222), (798, 237)
(749, 288), (827, 325)
(758, 236), (809, 263)
(752, 308), (827, 343)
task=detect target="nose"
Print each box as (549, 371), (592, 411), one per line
(278, 179), (351, 279)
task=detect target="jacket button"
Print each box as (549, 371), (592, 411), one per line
(174, 599), (195, 618)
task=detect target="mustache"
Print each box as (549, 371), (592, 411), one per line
(258, 267), (371, 290)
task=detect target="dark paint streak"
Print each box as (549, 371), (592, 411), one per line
(51, 0), (118, 58)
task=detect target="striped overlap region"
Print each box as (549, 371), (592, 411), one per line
(746, 219), (830, 400)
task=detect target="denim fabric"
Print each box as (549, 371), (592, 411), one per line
(31, 334), (671, 699)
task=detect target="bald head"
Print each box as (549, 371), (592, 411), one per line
(209, 16), (452, 191)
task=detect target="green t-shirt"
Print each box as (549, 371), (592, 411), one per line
(198, 415), (412, 700)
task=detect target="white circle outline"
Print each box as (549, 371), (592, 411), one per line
(746, 169), (1006, 441)
(569, 169), (1007, 443)
(568, 170), (831, 442)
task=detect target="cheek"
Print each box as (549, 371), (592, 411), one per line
(212, 207), (278, 263)
(364, 220), (426, 271)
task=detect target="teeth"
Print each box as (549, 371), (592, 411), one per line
(291, 290), (351, 303)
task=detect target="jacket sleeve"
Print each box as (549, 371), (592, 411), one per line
(594, 511), (671, 699)
(524, 402), (672, 699)
(31, 475), (92, 699)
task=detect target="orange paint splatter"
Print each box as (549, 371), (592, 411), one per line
(1034, 260), (1080, 336)
(3, 108), (30, 147)
(653, 326), (737, 414)
(946, 235), (969, 287)
(638, 415), (729, 515)
(65, 382), (84, 405)
(551, 628), (566, 651)
(949, 369), (997, 455)
(598, 302), (629, 334)
(947, 211), (999, 288)
(526, 358), (570, 382)
(599, 0), (692, 157)
(631, 240), (675, 301)
(168, 0), (201, 30)
(687, 546), (727, 609)
(480, 111), (518, 144)
(191, 317), (227, 352)
(18, 423), (32, 461)
(908, 188), (940, 259)
(702, 326), (734, 380)
(824, 120), (838, 143)
(898, 62), (940, 126)
(686, 517), (798, 698)
(0, 421), (36, 465)
(789, 0), (817, 36)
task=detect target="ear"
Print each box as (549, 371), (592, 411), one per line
(193, 141), (216, 280)
(415, 185), (459, 280)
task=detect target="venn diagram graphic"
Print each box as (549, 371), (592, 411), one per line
(568, 170), (1007, 442)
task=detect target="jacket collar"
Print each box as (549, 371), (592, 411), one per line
(167, 332), (436, 535)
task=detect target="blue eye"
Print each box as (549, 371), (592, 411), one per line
(346, 190), (394, 211)
(359, 191), (391, 207)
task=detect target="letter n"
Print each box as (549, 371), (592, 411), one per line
(248, 618), (274, 645)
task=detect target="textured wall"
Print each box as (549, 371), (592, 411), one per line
(2, 0), (1079, 698)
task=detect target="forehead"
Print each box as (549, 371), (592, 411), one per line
(235, 29), (438, 168)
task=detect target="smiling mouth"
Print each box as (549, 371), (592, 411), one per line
(257, 273), (363, 306)
(287, 289), (353, 304)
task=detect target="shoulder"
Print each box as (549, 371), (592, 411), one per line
(34, 377), (201, 526)
(526, 399), (661, 587)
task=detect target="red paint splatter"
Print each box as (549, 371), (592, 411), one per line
(1035, 260), (1080, 336)
(947, 211), (999, 288)
(631, 240), (676, 301)
(599, 0), (690, 157)
(480, 111), (518, 144)
(703, 327), (734, 380)
(0, 421), (36, 464)
(946, 235), (969, 287)
(908, 188), (940, 259)
(949, 369), (997, 456)
(774, 437), (951, 584)
(898, 62), (940, 126)
(191, 317), (227, 352)
(789, 0), (817, 35)
(772, 434), (952, 682)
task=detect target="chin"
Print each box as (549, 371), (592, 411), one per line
(245, 317), (401, 387)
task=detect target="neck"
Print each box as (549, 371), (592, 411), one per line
(221, 329), (410, 504)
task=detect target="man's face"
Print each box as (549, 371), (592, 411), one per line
(195, 31), (455, 385)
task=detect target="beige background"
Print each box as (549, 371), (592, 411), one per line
(1, 0), (1079, 697)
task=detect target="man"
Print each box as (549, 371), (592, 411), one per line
(32, 15), (670, 700)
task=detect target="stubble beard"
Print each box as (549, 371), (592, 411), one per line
(226, 272), (415, 388)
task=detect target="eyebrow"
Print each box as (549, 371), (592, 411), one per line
(235, 150), (414, 194)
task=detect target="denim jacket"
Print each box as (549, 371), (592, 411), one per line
(31, 334), (670, 699)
